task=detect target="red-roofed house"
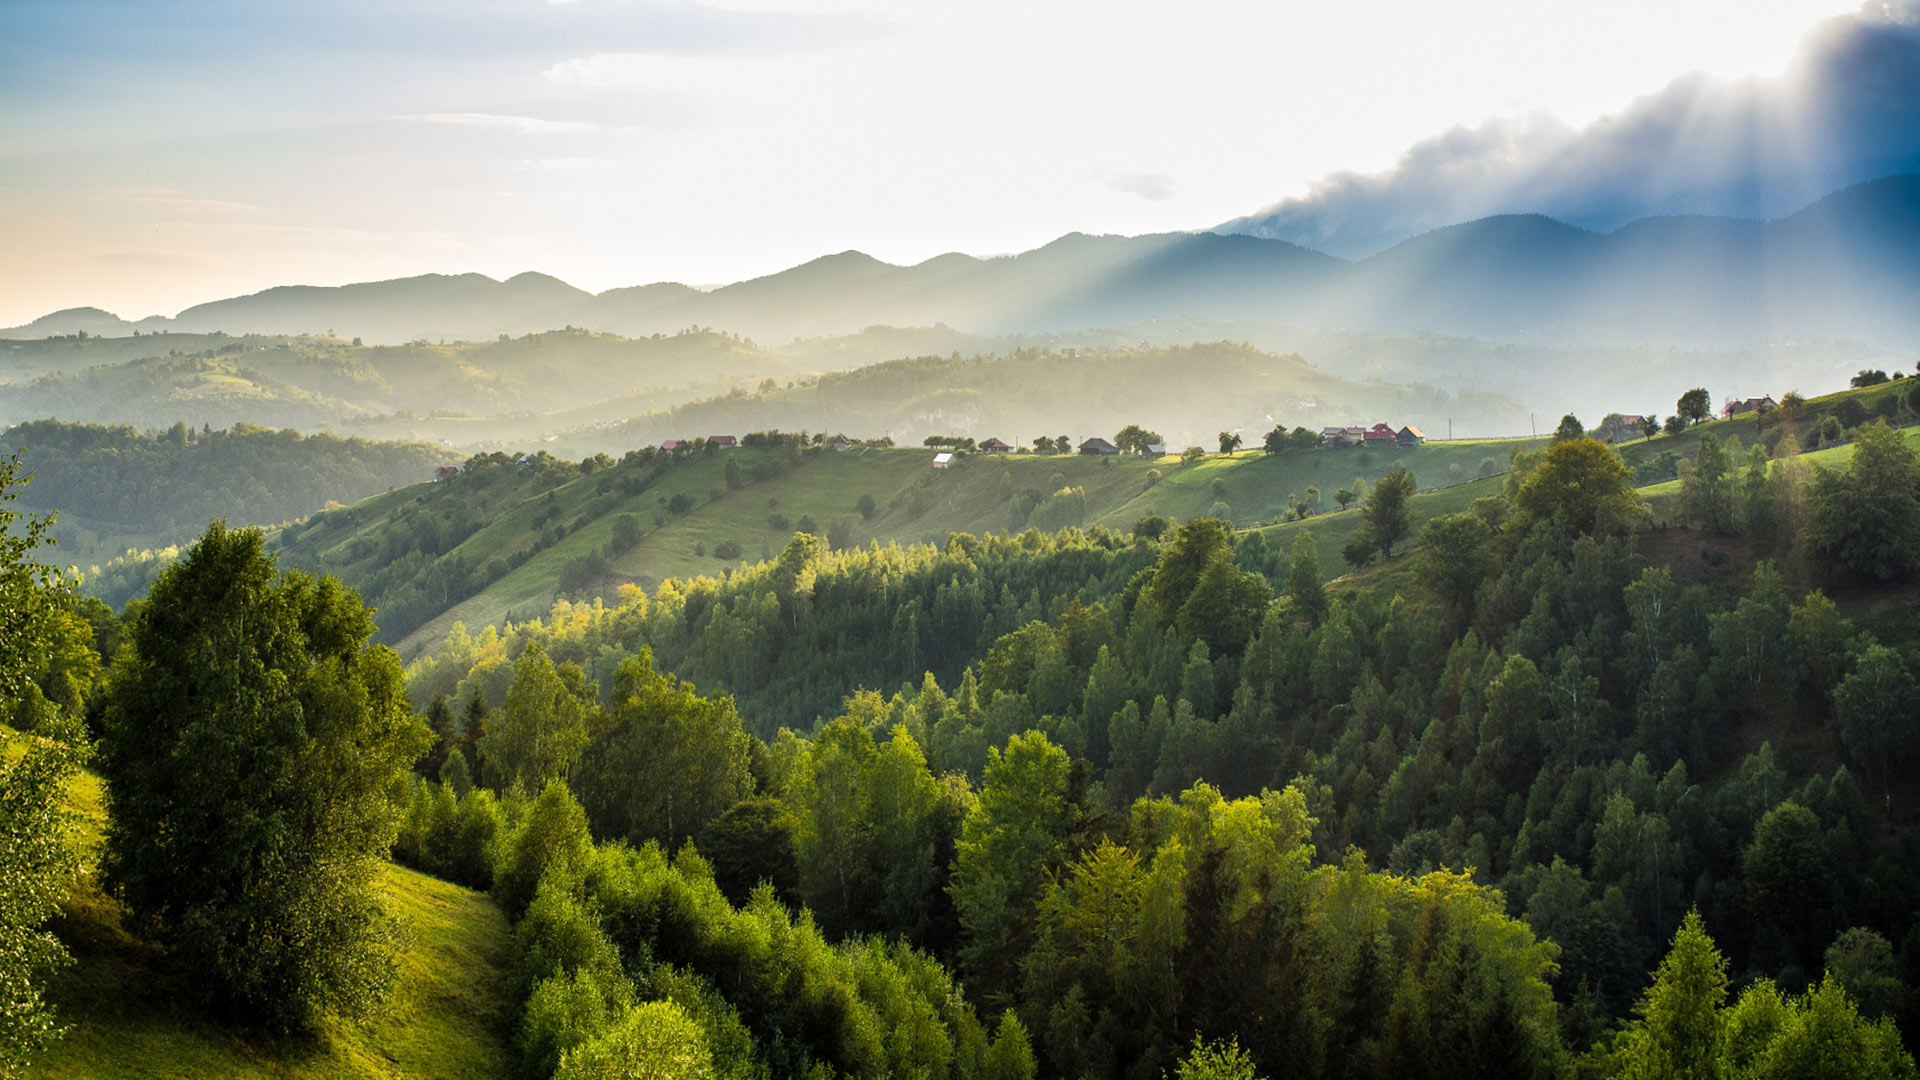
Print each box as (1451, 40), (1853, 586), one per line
(1363, 423), (1396, 444)
(707, 435), (739, 449)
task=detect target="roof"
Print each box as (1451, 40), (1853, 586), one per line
(932, 452), (954, 464)
(1079, 437), (1118, 452)
(1145, 443), (1166, 455)
(1398, 425), (1425, 438)
(980, 437), (1012, 449)
(659, 439), (681, 450)
(707, 434), (737, 443)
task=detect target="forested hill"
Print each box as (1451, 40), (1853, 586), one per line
(12, 370), (1920, 1080)
(377, 396), (1920, 1077)
(4, 419), (460, 568)
(0, 327), (783, 435)
(246, 433), (1541, 663)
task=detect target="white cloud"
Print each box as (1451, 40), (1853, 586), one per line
(1105, 173), (1176, 202)
(410, 112), (599, 134)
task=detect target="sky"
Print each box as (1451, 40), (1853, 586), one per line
(0, 0), (1897, 324)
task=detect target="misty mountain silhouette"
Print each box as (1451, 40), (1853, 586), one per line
(11, 175), (1917, 349)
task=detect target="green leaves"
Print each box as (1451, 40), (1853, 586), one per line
(574, 650), (753, 852)
(0, 715), (90, 1080)
(952, 732), (1081, 1000)
(481, 642), (594, 794)
(98, 520), (431, 1030)
(1807, 419), (1920, 581)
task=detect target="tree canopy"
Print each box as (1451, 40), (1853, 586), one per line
(98, 521), (431, 1030)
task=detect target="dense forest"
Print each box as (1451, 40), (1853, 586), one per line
(2, 418), (460, 573)
(6, 379), (1920, 1078)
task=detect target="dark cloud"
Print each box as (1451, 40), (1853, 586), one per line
(1222, 1), (1920, 257)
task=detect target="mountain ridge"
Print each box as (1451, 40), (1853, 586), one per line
(10, 174), (1917, 349)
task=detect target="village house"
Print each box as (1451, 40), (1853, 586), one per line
(932, 452), (954, 469)
(433, 465), (459, 481)
(1362, 423), (1396, 444)
(659, 439), (682, 452)
(1722, 396), (1777, 419)
(1144, 443), (1166, 456)
(979, 437), (1013, 453)
(707, 434), (739, 449)
(1396, 425), (1425, 447)
(831, 435), (854, 453)
(1079, 437), (1120, 455)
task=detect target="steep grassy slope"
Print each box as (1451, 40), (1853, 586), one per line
(29, 753), (517, 1080)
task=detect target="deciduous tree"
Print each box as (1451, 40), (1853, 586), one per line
(99, 521), (431, 1029)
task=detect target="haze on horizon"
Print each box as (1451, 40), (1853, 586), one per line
(0, 0), (1903, 326)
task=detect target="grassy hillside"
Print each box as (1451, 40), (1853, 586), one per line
(253, 437), (1544, 659)
(30, 748), (517, 1080)
(114, 376), (1918, 663)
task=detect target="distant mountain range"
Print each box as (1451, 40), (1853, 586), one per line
(9, 175), (1919, 350)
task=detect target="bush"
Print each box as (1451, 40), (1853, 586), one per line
(713, 540), (743, 560)
(521, 968), (632, 1080)
(608, 515), (642, 555)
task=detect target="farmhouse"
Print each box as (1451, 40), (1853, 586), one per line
(659, 439), (682, 452)
(979, 437), (1013, 453)
(1722, 396), (1777, 419)
(932, 452), (954, 469)
(1078, 437), (1120, 455)
(707, 434), (739, 449)
(1362, 423), (1396, 444)
(433, 465), (459, 481)
(1396, 425), (1425, 447)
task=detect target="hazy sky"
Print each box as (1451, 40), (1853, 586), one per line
(0, 0), (1877, 323)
